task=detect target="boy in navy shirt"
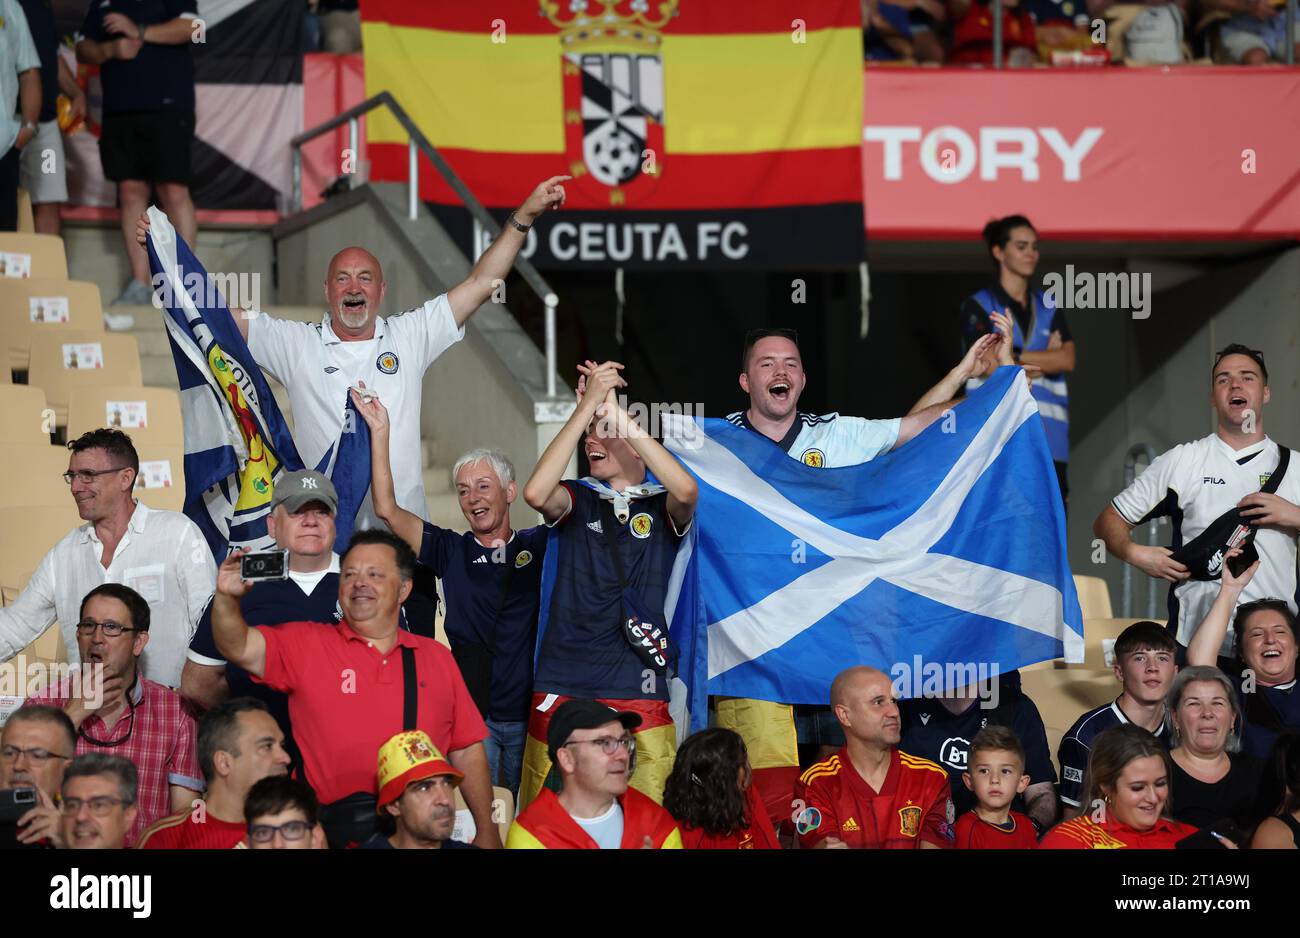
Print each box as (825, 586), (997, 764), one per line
(518, 360), (697, 811)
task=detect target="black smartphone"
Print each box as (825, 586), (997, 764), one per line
(1226, 540), (1259, 578)
(240, 549), (289, 581)
(0, 788), (37, 823)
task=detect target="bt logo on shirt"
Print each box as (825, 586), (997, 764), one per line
(939, 737), (971, 771)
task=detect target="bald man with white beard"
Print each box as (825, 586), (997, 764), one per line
(135, 176), (570, 529)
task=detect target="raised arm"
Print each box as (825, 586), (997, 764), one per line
(351, 385), (424, 553)
(446, 176), (570, 327)
(908, 333), (1002, 416)
(210, 552), (267, 677)
(1187, 550), (1258, 667)
(585, 365), (698, 532)
(523, 362), (625, 524)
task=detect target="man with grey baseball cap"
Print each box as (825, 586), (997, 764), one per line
(268, 470), (339, 517)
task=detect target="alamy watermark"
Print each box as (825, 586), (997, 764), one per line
(889, 655), (1001, 709)
(151, 266), (262, 313)
(1042, 265), (1151, 320)
(0, 658), (104, 707)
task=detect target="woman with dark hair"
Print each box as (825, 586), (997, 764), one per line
(1252, 734), (1300, 848)
(960, 214), (1076, 506)
(1040, 724), (1198, 849)
(662, 728), (778, 850)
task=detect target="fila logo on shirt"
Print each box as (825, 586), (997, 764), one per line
(1202, 477), (1225, 485)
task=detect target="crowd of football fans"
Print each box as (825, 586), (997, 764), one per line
(862, 0), (1300, 65)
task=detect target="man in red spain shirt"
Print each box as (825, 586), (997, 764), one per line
(793, 666), (954, 849)
(136, 698), (291, 849)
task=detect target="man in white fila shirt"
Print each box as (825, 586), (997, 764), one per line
(135, 175), (569, 529)
(1095, 344), (1300, 654)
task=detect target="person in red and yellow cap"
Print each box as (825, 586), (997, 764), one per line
(363, 730), (477, 850)
(506, 700), (682, 849)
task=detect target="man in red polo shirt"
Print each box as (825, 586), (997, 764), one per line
(211, 529), (496, 848)
(792, 666), (954, 849)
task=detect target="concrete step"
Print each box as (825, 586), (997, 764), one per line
(425, 488), (465, 531)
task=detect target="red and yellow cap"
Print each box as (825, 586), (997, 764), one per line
(376, 730), (464, 813)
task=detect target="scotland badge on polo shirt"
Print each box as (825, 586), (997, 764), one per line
(377, 351), (399, 374)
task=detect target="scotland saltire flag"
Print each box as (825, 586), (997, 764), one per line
(145, 206), (304, 559)
(662, 366), (1084, 732)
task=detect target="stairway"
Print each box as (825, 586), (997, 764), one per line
(116, 304), (467, 532)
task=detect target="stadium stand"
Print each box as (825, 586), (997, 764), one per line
(27, 330), (142, 425)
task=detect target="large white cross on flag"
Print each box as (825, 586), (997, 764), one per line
(661, 366), (1084, 732)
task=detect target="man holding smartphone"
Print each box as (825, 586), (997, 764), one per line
(0, 705), (77, 848)
(1095, 345), (1300, 656)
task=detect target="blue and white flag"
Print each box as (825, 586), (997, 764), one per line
(662, 366), (1084, 732)
(146, 207), (304, 559)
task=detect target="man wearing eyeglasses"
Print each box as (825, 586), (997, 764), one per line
(244, 775), (326, 849)
(0, 705), (76, 848)
(0, 428), (216, 689)
(1095, 344), (1300, 656)
(58, 753), (139, 850)
(23, 583), (203, 847)
(507, 699), (681, 849)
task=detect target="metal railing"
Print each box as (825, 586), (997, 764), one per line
(288, 91), (562, 398)
(1120, 442), (1163, 619)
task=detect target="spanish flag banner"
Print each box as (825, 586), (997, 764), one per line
(360, 0), (865, 269)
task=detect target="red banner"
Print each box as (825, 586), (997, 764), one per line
(862, 67), (1300, 241)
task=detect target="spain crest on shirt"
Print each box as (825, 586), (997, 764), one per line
(898, 802), (922, 838)
(543, 0), (676, 207)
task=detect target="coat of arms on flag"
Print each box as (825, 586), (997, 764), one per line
(542, 0), (677, 205)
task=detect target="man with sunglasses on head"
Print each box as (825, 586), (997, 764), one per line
(0, 428), (216, 688)
(23, 584), (203, 847)
(507, 699), (681, 849)
(0, 705), (77, 848)
(1095, 344), (1300, 656)
(720, 327), (1014, 825)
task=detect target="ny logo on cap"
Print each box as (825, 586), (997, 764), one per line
(302, 478), (318, 489)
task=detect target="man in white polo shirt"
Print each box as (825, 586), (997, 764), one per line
(1095, 344), (1300, 654)
(0, 429), (215, 687)
(135, 175), (569, 528)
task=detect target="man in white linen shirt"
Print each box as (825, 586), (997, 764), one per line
(0, 429), (215, 687)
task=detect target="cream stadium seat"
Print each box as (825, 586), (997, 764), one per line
(454, 785), (515, 843)
(0, 504), (83, 602)
(15, 188), (34, 233)
(1072, 575), (1113, 619)
(1019, 668), (1118, 773)
(68, 385), (183, 450)
(1083, 617), (1167, 670)
(0, 278), (105, 372)
(27, 330), (142, 425)
(0, 232), (68, 280)
(131, 444), (185, 512)
(0, 443), (78, 509)
(0, 385), (52, 444)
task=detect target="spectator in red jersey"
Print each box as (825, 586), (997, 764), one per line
(792, 666), (954, 849)
(663, 728), (779, 850)
(1041, 724), (1199, 849)
(244, 775), (326, 849)
(57, 754), (138, 849)
(24, 583), (203, 847)
(0, 705), (76, 848)
(954, 725), (1038, 848)
(135, 698), (291, 849)
(948, 0), (1039, 65)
